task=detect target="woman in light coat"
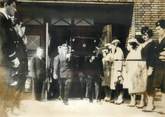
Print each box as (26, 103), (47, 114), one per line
(109, 39), (124, 104)
(125, 38), (149, 107)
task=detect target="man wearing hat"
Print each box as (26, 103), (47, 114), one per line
(143, 19), (165, 113)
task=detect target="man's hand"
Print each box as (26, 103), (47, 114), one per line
(12, 57), (20, 68)
(53, 73), (58, 79)
(148, 67), (153, 76)
(117, 75), (124, 84)
(66, 53), (71, 58)
(159, 48), (165, 61)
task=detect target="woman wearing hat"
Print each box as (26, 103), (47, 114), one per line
(109, 38), (124, 104)
(133, 26), (154, 109)
(125, 37), (148, 107)
(137, 26), (156, 111)
(143, 19), (165, 113)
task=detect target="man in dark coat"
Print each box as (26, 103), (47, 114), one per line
(84, 53), (103, 102)
(0, 0), (20, 84)
(0, 0), (21, 115)
(32, 47), (46, 101)
(0, 0), (20, 88)
(13, 22), (28, 93)
(53, 43), (73, 105)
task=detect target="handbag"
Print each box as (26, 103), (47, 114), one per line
(115, 75), (123, 91)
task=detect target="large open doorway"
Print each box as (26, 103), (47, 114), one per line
(48, 25), (103, 98)
(48, 23), (129, 98)
(17, 1), (133, 99)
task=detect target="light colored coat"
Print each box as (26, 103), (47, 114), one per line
(110, 47), (124, 90)
(124, 46), (147, 94)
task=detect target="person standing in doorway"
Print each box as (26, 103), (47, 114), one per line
(85, 52), (102, 103)
(32, 47), (46, 101)
(53, 43), (73, 105)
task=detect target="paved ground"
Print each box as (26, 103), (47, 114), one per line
(8, 98), (165, 117)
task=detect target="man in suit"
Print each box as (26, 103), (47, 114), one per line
(85, 52), (103, 103)
(0, 0), (20, 115)
(0, 0), (20, 76)
(10, 21), (28, 94)
(53, 43), (73, 105)
(32, 47), (46, 101)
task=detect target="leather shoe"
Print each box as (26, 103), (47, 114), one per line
(142, 106), (155, 112)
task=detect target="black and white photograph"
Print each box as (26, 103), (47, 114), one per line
(0, 0), (165, 117)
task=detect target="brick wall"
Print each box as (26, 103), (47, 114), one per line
(129, 0), (165, 39)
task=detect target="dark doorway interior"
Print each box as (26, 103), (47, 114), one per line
(48, 25), (102, 98)
(17, 1), (134, 99)
(48, 25), (103, 57)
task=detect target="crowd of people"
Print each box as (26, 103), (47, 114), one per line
(0, 0), (165, 116)
(51, 19), (165, 115)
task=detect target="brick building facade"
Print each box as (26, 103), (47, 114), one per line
(131, 0), (165, 38)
